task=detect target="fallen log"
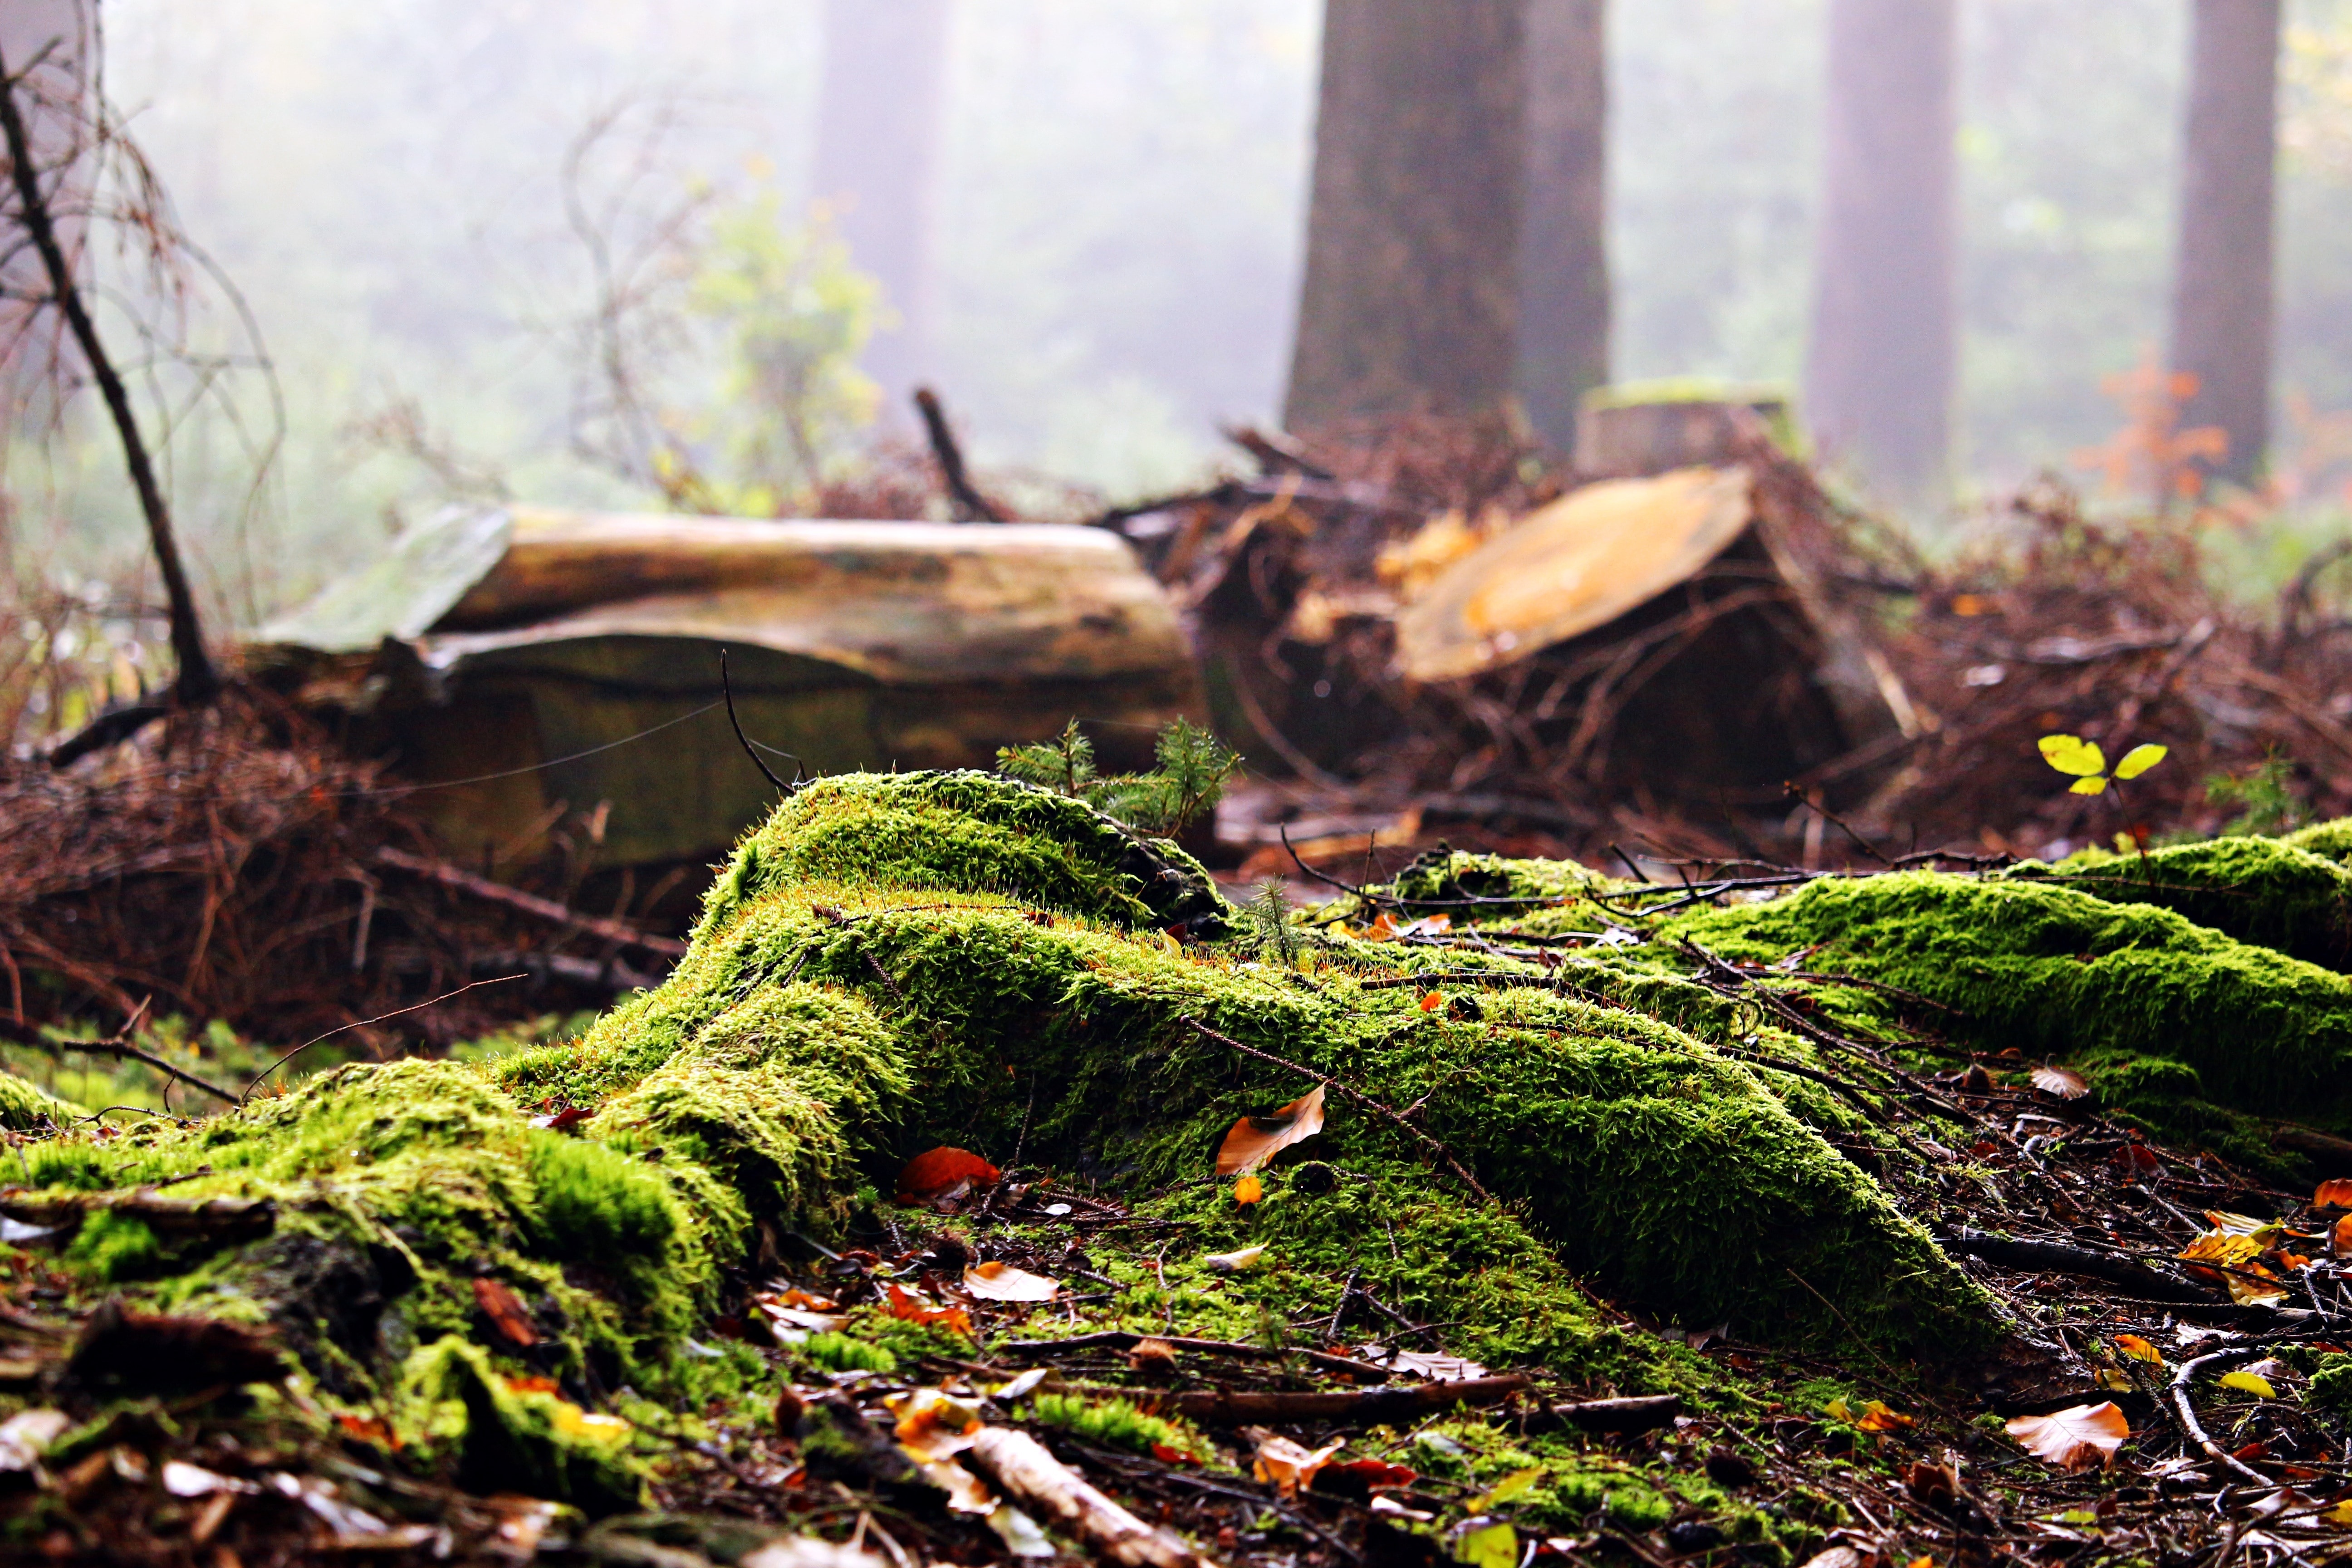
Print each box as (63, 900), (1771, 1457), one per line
(1171, 1373), (1530, 1426)
(966, 1426), (1215, 1568)
(1527, 1392), (1683, 1434)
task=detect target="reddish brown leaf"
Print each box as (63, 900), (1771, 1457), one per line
(2030, 1064), (2089, 1099)
(1215, 1084), (1328, 1176)
(894, 1147), (1000, 1205)
(472, 1278), (539, 1348)
(529, 1106), (590, 1132)
(2005, 1401), (2129, 1470)
(335, 1413), (401, 1451)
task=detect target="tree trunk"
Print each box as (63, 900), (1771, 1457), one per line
(1283, 0), (1528, 431)
(1516, 0), (1610, 454)
(2170, 0), (2281, 490)
(812, 0), (951, 422)
(1803, 0), (1957, 501)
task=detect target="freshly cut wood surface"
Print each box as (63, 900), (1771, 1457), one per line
(1393, 466), (1753, 681)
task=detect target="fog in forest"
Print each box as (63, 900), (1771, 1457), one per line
(21, 0), (2352, 614)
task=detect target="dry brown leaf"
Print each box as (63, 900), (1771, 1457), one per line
(2005, 1401), (2130, 1470)
(471, 1278), (539, 1348)
(1387, 1350), (1488, 1382)
(2030, 1064), (2089, 1099)
(1215, 1085), (1327, 1176)
(963, 1262), (1060, 1303)
(1126, 1337), (1179, 1373)
(1252, 1433), (1343, 1498)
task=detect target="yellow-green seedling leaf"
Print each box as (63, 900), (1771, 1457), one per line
(1457, 1522), (1518, 1568)
(1824, 1396), (1855, 1423)
(2112, 743), (2168, 780)
(1475, 1468), (1543, 1510)
(2068, 775), (2110, 795)
(2038, 734), (2107, 777)
(2218, 1370), (2276, 1399)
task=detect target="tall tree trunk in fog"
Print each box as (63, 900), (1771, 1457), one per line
(1284, 0), (1528, 431)
(813, 0), (951, 421)
(1517, 0), (1610, 453)
(2169, 0), (2281, 490)
(1803, 0), (1957, 500)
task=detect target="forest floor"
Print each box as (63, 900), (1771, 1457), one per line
(2, 787), (2351, 1568)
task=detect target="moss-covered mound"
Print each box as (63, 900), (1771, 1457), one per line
(0, 771), (2026, 1513)
(1640, 870), (2352, 1126)
(1998, 835), (2352, 970)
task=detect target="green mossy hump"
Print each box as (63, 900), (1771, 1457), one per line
(1651, 870), (2352, 1126)
(693, 769), (1228, 938)
(0, 769), (2020, 1514)
(1999, 835), (2352, 970)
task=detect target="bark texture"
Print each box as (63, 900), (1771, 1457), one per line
(1517, 0), (1611, 452)
(1284, 0), (1529, 430)
(813, 0), (952, 420)
(2170, 0), (2282, 489)
(1803, 0), (1957, 501)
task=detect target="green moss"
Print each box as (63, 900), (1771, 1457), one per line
(694, 770), (1227, 938)
(2284, 818), (2352, 863)
(797, 1332), (898, 1374)
(1020, 1392), (1205, 1461)
(62, 1211), (161, 1281)
(1654, 871), (2352, 1127)
(404, 1336), (646, 1516)
(0, 1071), (76, 1131)
(2003, 836), (2352, 969)
(2306, 1352), (2352, 1422)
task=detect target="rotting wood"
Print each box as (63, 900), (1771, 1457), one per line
(965, 1426), (1214, 1568)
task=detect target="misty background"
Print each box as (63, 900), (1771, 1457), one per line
(34, 0), (2352, 616)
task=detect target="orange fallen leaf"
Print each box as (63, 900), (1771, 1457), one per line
(895, 1147), (1000, 1205)
(1418, 992), (1444, 1012)
(2336, 1214), (2352, 1256)
(886, 1387), (984, 1459)
(1365, 912), (1401, 942)
(884, 1283), (974, 1337)
(2178, 1231), (2288, 1305)
(1855, 1400), (1914, 1432)
(1233, 1174), (1264, 1205)
(1330, 1458), (1419, 1489)
(773, 1288), (839, 1310)
(2316, 1179), (2352, 1210)
(2005, 1401), (2130, 1470)
(1253, 1433), (1343, 1498)
(472, 1278), (539, 1348)
(2113, 1334), (2164, 1366)
(963, 1261), (1060, 1303)
(1215, 1085), (1327, 1176)
(335, 1413), (402, 1450)
(2029, 1064), (2088, 1100)
(504, 1374), (559, 1395)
